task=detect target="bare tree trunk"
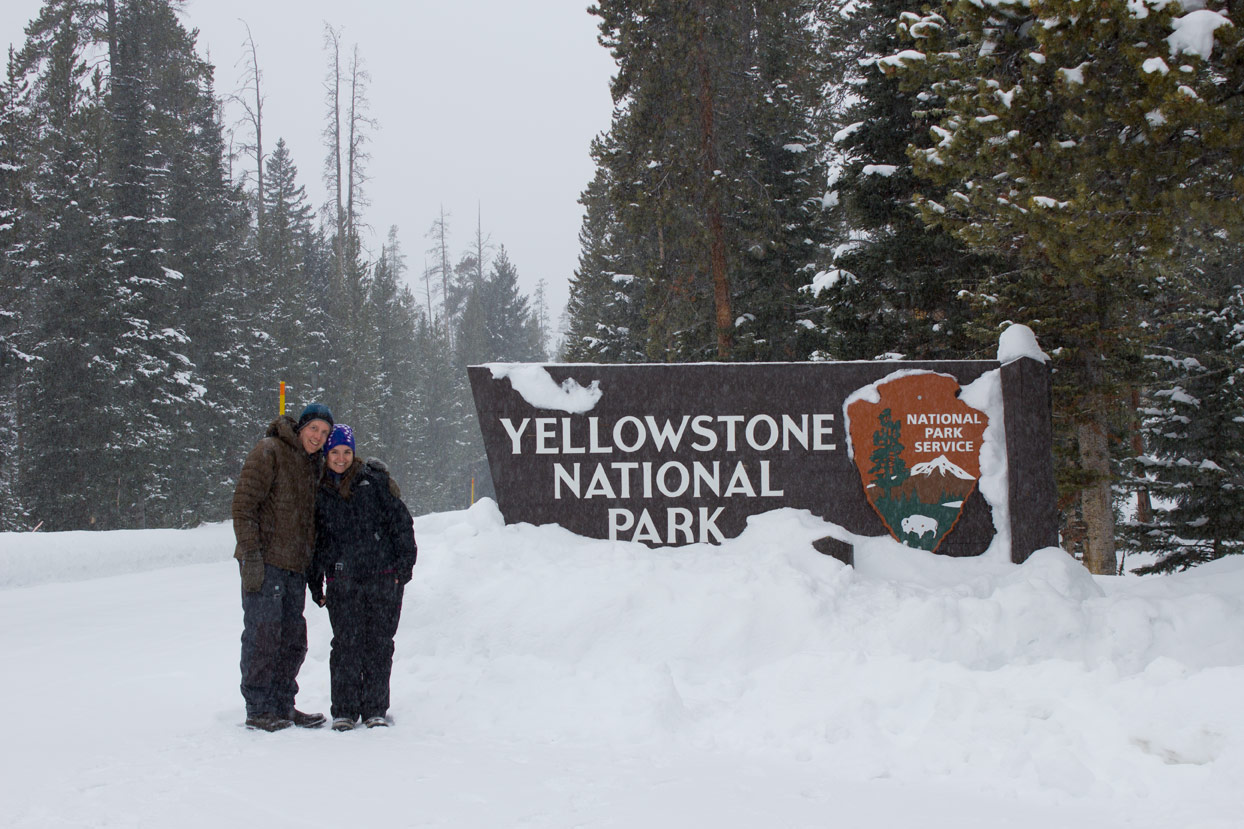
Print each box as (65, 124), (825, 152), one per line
(1077, 415), (1118, 575)
(692, 3), (732, 360)
(474, 203), (488, 285)
(105, 0), (117, 69)
(241, 23), (264, 236)
(344, 44), (373, 261)
(322, 25), (344, 291)
(423, 259), (435, 321)
(436, 206), (452, 343)
(346, 46), (358, 255)
(1130, 386), (1152, 523)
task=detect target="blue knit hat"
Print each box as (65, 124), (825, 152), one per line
(324, 424), (355, 455)
(296, 402), (334, 432)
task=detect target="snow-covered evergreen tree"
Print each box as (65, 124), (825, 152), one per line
(892, 0), (1244, 573)
(1133, 282), (1244, 572)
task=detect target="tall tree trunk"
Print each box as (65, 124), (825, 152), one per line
(1130, 386), (1152, 523)
(346, 45), (359, 255)
(441, 209), (452, 341)
(242, 24), (264, 236)
(692, 5), (732, 360)
(105, 0), (117, 68)
(1077, 413), (1118, 575)
(323, 25), (344, 291)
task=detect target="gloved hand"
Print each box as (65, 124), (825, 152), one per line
(240, 556), (265, 593)
(308, 580), (326, 607)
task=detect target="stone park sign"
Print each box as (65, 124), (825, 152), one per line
(468, 349), (1057, 564)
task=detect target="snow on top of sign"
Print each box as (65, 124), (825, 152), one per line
(488, 364), (603, 413)
(997, 323), (1049, 364)
(841, 369), (953, 462)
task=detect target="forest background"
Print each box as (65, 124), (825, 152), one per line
(1, 0), (1240, 578)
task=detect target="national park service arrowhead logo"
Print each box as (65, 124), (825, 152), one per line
(846, 372), (988, 552)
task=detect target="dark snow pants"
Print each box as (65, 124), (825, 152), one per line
(240, 564), (308, 718)
(325, 578), (404, 721)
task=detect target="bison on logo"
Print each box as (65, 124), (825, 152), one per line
(846, 372), (989, 553)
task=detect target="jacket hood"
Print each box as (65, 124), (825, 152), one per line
(266, 415), (303, 450)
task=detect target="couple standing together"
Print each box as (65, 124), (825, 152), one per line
(231, 403), (418, 732)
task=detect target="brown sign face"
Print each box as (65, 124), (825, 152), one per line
(469, 360), (1056, 564)
(846, 373), (988, 553)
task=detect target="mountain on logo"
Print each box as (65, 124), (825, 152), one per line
(895, 454), (978, 505)
(910, 454), (974, 481)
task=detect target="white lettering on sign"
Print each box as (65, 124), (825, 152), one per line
(501, 413), (836, 456)
(552, 460), (787, 500)
(608, 507), (726, 544)
(905, 412), (983, 426)
(501, 417), (529, 454)
(912, 441), (975, 453)
(507, 410), (831, 542)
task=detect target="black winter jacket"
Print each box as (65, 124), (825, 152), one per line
(309, 458), (417, 603)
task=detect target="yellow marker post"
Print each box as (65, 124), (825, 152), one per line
(279, 381), (286, 416)
(470, 476), (475, 505)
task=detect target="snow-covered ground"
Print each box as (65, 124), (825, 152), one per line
(1, 501), (1241, 828)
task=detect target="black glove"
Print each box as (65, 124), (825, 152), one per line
(240, 556), (264, 593)
(308, 579), (325, 607)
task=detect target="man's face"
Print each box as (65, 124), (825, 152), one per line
(299, 419), (331, 454)
(327, 445), (354, 474)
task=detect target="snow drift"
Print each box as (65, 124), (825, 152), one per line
(1, 502), (1241, 827)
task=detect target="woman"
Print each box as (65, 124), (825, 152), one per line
(308, 424), (417, 731)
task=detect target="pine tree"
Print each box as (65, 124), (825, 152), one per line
(0, 48), (33, 529)
(367, 226), (421, 475)
(530, 278), (551, 361)
(257, 137), (329, 403)
(5, 0), (264, 528)
(14, 3), (122, 529)
(892, 0), (1244, 572)
(869, 408), (908, 495)
(579, 0), (836, 361)
(563, 153), (647, 362)
(408, 314), (478, 514)
(1132, 280), (1244, 572)
(811, 0), (995, 361)
(319, 28), (377, 433)
(424, 206), (453, 340)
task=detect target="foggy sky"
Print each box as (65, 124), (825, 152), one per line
(1, 0), (618, 323)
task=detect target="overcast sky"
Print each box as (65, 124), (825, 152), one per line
(2, 0), (618, 323)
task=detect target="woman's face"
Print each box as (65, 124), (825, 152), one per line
(327, 445), (354, 475)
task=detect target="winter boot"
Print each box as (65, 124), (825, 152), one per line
(332, 717), (356, 732)
(364, 715), (390, 728)
(245, 713), (294, 732)
(290, 709), (326, 729)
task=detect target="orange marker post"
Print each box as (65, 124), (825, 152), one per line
(279, 381), (286, 416)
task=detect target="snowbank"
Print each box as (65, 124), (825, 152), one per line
(0, 522), (234, 588)
(1, 503), (1242, 827)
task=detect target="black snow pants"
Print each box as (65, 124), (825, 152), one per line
(325, 578), (404, 721)
(240, 564), (308, 718)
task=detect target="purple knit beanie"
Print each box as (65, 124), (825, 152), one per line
(324, 424), (355, 454)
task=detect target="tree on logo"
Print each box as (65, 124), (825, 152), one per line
(869, 408), (908, 496)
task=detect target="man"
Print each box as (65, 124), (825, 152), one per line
(231, 402), (334, 732)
